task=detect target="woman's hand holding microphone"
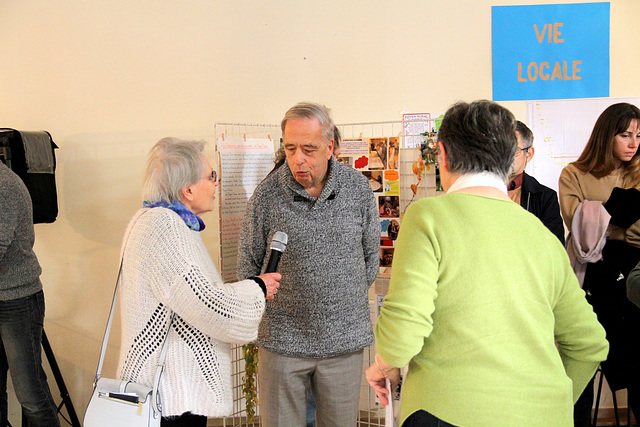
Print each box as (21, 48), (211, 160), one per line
(257, 273), (281, 300)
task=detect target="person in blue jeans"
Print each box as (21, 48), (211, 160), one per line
(0, 161), (60, 427)
(306, 390), (316, 427)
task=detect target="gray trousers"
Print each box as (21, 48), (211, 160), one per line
(258, 347), (364, 427)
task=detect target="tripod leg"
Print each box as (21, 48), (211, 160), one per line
(613, 390), (621, 427)
(41, 331), (80, 427)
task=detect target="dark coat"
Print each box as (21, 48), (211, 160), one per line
(585, 240), (640, 391)
(521, 172), (565, 245)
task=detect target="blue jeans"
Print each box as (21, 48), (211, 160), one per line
(306, 389), (316, 427)
(0, 291), (60, 427)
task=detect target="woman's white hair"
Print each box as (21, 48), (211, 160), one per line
(142, 137), (207, 203)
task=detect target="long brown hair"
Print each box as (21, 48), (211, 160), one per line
(574, 102), (640, 187)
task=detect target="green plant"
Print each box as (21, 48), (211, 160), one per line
(242, 343), (259, 423)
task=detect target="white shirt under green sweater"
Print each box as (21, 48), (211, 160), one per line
(376, 193), (608, 427)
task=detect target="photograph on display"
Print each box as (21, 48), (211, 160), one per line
(421, 131), (442, 192)
(340, 138), (370, 156)
(338, 138), (370, 171)
(369, 137), (388, 170)
(362, 170), (383, 193)
(336, 155), (355, 168)
(375, 273), (390, 297)
(383, 169), (400, 195)
(337, 153), (370, 170)
(388, 137), (400, 169)
(380, 218), (401, 247)
(378, 195), (400, 217)
(387, 218), (400, 240)
(380, 247), (395, 268)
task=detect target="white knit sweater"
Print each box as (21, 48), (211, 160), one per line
(117, 207), (265, 417)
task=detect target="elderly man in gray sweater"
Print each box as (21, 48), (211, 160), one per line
(0, 161), (59, 426)
(238, 102), (379, 427)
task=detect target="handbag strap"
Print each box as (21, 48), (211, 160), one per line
(151, 320), (171, 416)
(93, 211), (172, 417)
(93, 255), (124, 384)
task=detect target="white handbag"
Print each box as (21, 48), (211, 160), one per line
(84, 378), (161, 426)
(84, 240), (171, 427)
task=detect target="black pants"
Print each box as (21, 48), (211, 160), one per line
(161, 412), (207, 427)
(403, 410), (458, 427)
(585, 241), (640, 390)
(583, 240), (640, 423)
(574, 376), (595, 427)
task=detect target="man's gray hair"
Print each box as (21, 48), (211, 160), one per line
(281, 102), (335, 145)
(142, 137), (207, 203)
(516, 121), (534, 148)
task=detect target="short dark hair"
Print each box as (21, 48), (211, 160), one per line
(333, 125), (341, 149)
(437, 100), (517, 181)
(516, 121), (534, 148)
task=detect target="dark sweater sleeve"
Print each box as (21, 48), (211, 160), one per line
(604, 187), (640, 228)
(249, 276), (267, 296)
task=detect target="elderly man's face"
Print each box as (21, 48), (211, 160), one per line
(509, 131), (532, 181)
(284, 117), (334, 197)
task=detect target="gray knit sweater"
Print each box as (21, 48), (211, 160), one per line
(237, 158), (379, 358)
(0, 162), (43, 300)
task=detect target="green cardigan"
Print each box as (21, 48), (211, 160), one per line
(376, 193), (608, 427)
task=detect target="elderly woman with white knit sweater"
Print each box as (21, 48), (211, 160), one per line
(117, 137), (280, 427)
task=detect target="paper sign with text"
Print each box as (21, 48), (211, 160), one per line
(217, 138), (275, 281)
(492, 2), (609, 101)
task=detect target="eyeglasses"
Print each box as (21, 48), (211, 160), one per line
(209, 169), (218, 183)
(514, 146), (531, 157)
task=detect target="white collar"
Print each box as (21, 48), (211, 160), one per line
(446, 172), (508, 195)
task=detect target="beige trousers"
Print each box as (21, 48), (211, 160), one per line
(257, 347), (364, 427)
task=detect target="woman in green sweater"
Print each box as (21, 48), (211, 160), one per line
(366, 100), (609, 427)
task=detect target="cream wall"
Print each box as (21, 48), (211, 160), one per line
(1, 0), (639, 421)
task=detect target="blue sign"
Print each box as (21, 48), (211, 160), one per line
(492, 2), (609, 101)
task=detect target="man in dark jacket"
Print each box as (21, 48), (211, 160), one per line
(507, 121), (565, 245)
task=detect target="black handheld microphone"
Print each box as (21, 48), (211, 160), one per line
(265, 231), (288, 273)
